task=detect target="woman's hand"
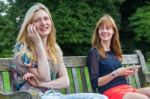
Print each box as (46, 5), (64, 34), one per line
(115, 67), (136, 77)
(27, 24), (42, 45)
(23, 72), (42, 87)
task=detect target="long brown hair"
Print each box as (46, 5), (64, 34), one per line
(92, 14), (122, 61)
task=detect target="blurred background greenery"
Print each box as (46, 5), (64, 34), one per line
(0, 0), (150, 64)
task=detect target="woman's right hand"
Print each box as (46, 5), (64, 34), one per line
(27, 24), (42, 45)
(23, 72), (42, 87)
(115, 67), (135, 77)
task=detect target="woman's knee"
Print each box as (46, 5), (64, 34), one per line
(136, 87), (150, 97)
(123, 92), (149, 99)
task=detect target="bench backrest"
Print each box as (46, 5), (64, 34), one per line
(0, 50), (148, 94)
(63, 50), (148, 93)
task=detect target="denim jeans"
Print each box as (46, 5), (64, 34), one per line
(41, 91), (108, 99)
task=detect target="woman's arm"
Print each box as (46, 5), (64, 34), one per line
(27, 24), (50, 81)
(41, 61), (70, 89)
(97, 67), (135, 86)
(28, 43), (50, 81)
(87, 49), (101, 89)
(87, 49), (135, 87)
(25, 61), (70, 89)
(24, 47), (70, 89)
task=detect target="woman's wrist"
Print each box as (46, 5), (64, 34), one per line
(35, 42), (43, 48)
(38, 81), (45, 88)
(111, 70), (119, 78)
(40, 81), (50, 89)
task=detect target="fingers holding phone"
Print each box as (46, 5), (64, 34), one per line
(129, 65), (141, 69)
(128, 65), (141, 72)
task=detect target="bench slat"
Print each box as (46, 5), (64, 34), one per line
(65, 87), (71, 94)
(64, 56), (86, 67)
(0, 73), (3, 91)
(134, 71), (141, 88)
(0, 58), (12, 71)
(0, 55), (140, 69)
(80, 67), (88, 92)
(72, 68), (79, 93)
(64, 55), (139, 67)
(122, 54), (139, 64)
(135, 50), (148, 72)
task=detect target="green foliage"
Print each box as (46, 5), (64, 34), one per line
(0, 1), (35, 57)
(0, 2), (14, 57)
(50, 0), (123, 55)
(129, 2), (150, 42)
(0, 0), (124, 56)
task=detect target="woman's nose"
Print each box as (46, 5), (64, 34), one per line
(102, 28), (107, 32)
(40, 19), (46, 25)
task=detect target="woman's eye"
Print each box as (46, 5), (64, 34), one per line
(44, 17), (49, 21)
(33, 19), (40, 23)
(106, 27), (111, 30)
(99, 27), (103, 30)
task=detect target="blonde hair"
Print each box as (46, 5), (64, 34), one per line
(14, 3), (61, 64)
(92, 14), (122, 61)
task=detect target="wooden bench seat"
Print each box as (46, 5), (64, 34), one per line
(0, 50), (149, 99)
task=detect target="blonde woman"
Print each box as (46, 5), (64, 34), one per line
(13, 3), (107, 99)
(87, 14), (150, 99)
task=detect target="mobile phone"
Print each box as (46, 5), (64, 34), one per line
(129, 65), (141, 70)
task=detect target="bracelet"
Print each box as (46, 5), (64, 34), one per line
(111, 71), (118, 77)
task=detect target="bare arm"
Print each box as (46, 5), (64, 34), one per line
(97, 67), (135, 86)
(40, 61), (70, 89)
(23, 24), (50, 81)
(97, 71), (117, 86)
(25, 60), (70, 89)
(24, 46), (70, 89)
(28, 43), (50, 81)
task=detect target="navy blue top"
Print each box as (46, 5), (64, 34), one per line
(87, 48), (128, 93)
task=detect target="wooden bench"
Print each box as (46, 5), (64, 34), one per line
(0, 50), (150, 99)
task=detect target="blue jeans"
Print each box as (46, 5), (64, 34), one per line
(41, 91), (108, 99)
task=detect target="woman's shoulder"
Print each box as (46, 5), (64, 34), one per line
(88, 47), (100, 58)
(13, 42), (36, 68)
(88, 47), (99, 54)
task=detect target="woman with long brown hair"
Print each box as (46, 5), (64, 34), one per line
(87, 14), (150, 99)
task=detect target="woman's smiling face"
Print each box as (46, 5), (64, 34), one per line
(32, 9), (51, 37)
(98, 24), (114, 42)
